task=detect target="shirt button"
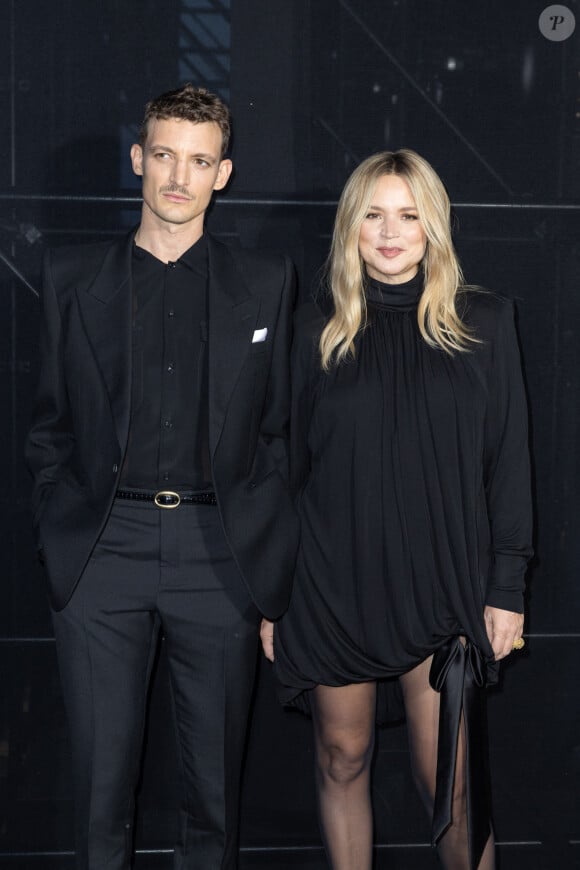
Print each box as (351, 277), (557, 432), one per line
(167, 362), (175, 373)
(163, 419), (173, 430)
(168, 309), (175, 318)
(168, 261), (177, 269)
(163, 472), (169, 481)
(112, 463), (118, 473)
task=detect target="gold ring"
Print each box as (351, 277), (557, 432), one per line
(512, 637), (525, 651)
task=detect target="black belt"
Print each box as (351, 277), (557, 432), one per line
(116, 489), (217, 509)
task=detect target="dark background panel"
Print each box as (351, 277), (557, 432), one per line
(246, 0), (580, 202)
(1, 0), (579, 866)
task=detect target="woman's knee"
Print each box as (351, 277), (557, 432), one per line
(316, 733), (374, 786)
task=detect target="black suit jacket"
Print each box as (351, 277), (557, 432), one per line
(26, 230), (299, 618)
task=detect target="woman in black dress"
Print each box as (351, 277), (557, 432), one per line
(262, 150), (532, 870)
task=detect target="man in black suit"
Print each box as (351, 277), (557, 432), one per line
(26, 84), (298, 870)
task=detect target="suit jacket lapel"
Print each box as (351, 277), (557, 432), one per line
(207, 235), (260, 455)
(76, 231), (134, 450)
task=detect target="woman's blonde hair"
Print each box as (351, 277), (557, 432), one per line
(320, 149), (475, 370)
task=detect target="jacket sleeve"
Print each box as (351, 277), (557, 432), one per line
(25, 249), (75, 537)
(255, 255), (297, 478)
(483, 300), (533, 613)
(289, 302), (324, 499)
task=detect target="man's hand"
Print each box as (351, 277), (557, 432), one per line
(484, 605), (524, 660)
(260, 618), (275, 662)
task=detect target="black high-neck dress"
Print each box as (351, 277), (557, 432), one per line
(274, 274), (532, 865)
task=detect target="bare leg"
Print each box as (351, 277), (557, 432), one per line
(311, 682), (376, 870)
(399, 657), (495, 870)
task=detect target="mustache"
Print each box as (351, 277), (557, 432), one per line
(160, 183), (192, 198)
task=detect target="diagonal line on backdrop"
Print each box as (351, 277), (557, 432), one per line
(317, 117), (362, 164)
(0, 247), (39, 298)
(337, 0), (515, 196)
(0, 251), (40, 299)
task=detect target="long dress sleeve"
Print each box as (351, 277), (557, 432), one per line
(483, 300), (533, 613)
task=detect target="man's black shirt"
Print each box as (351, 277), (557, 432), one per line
(120, 234), (212, 491)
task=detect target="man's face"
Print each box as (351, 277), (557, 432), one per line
(130, 117), (232, 233)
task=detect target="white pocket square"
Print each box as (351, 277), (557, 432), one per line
(252, 327), (268, 343)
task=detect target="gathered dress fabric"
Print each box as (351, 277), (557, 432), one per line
(274, 273), (532, 868)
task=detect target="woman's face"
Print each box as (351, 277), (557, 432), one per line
(358, 174), (427, 284)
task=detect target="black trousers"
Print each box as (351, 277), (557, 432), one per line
(51, 498), (260, 870)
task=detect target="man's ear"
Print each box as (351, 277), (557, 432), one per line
(130, 144), (144, 177)
(213, 158), (233, 191)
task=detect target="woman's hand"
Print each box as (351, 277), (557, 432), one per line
(260, 618), (275, 662)
(484, 605), (524, 660)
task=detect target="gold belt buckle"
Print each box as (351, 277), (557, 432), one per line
(154, 490), (181, 509)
